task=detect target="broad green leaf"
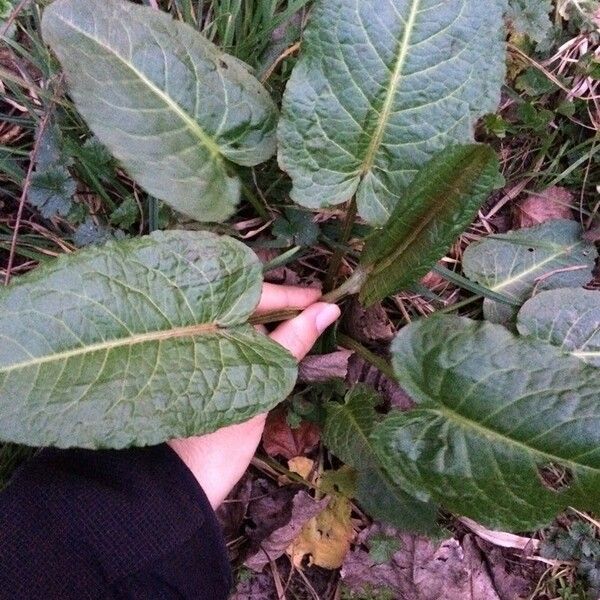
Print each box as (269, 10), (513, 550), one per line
(272, 208), (319, 248)
(377, 315), (600, 530)
(518, 288), (600, 367)
(278, 0), (507, 225)
(0, 231), (297, 449)
(42, 0), (278, 223)
(462, 220), (597, 323)
(323, 385), (437, 533)
(358, 145), (501, 306)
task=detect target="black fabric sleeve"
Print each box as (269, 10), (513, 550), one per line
(0, 445), (232, 600)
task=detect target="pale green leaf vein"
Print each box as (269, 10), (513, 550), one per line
(361, 0), (422, 175)
(54, 14), (222, 159)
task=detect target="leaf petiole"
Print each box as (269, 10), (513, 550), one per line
(250, 267), (370, 326)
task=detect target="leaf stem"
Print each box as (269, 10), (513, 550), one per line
(4, 76), (63, 286)
(321, 266), (369, 304)
(262, 246), (302, 273)
(147, 196), (160, 232)
(324, 198), (357, 292)
(337, 333), (396, 381)
(250, 267), (370, 325)
(249, 308), (302, 326)
(241, 180), (269, 220)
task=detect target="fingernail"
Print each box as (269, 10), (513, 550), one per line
(315, 304), (341, 334)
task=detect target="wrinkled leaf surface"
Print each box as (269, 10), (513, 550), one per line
(42, 0), (278, 222)
(278, 0), (507, 224)
(462, 220), (596, 323)
(359, 145), (501, 305)
(0, 231), (297, 449)
(518, 288), (600, 367)
(324, 386), (437, 533)
(508, 0), (553, 42)
(377, 315), (600, 530)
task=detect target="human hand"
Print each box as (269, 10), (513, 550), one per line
(168, 284), (341, 508)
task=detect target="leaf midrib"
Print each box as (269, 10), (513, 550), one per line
(0, 322), (220, 373)
(431, 404), (600, 476)
(370, 159), (484, 276)
(360, 0), (422, 175)
(573, 350), (600, 358)
(52, 13), (223, 159)
(490, 241), (583, 291)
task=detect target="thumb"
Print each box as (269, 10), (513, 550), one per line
(268, 302), (341, 361)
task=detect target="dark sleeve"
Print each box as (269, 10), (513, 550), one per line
(0, 445), (232, 600)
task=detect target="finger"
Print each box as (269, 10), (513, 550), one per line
(269, 302), (341, 361)
(255, 283), (321, 316)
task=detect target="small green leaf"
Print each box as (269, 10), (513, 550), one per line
(73, 217), (117, 247)
(28, 120), (77, 219)
(368, 533), (402, 565)
(518, 288), (600, 366)
(36, 121), (69, 171)
(72, 137), (116, 183)
(323, 385), (437, 533)
(378, 315), (600, 530)
(29, 166), (76, 219)
(272, 208), (319, 247)
(358, 145), (501, 306)
(516, 67), (559, 96)
(278, 0), (507, 224)
(483, 114), (509, 138)
(0, 0), (18, 36)
(0, 0), (14, 18)
(516, 102), (554, 132)
(0, 231), (297, 449)
(462, 220), (597, 323)
(42, 0), (278, 223)
(110, 197), (140, 230)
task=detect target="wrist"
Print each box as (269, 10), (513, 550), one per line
(167, 413), (267, 509)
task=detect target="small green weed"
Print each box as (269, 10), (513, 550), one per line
(539, 520), (600, 599)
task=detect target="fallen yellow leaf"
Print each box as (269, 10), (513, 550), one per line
(286, 496), (354, 570)
(287, 456), (315, 480)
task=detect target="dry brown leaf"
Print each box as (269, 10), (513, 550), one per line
(346, 353), (415, 411)
(514, 186), (573, 228)
(255, 247), (302, 286)
(244, 490), (329, 572)
(216, 474), (253, 546)
(287, 496), (355, 570)
(420, 267), (446, 289)
(287, 456), (314, 480)
(459, 517), (539, 553)
(341, 524), (536, 600)
(298, 350), (352, 383)
(344, 298), (395, 345)
(262, 406), (320, 459)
